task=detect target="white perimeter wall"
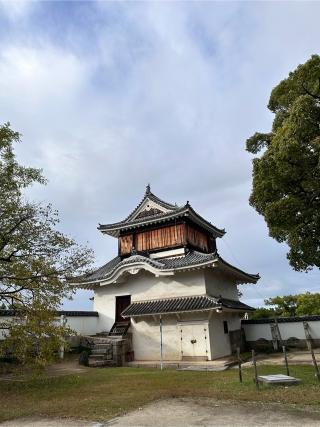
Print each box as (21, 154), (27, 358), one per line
(0, 315), (99, 340)
(243, 320), (320, 342)
(62, 316), (99, 336)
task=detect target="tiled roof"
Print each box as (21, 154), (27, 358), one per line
(121, 295), (255, 317)
(97, 188), (225, 238)
(74, 250), (259, 286)
(78, 256), (122, 282)
(242, 315), (320, 324)
(124, 186), (178, 222)
(217, 298), (255, 311)
(122, 295), (219, 317)
(0, 310), (99, 317)
(76, 251), (217, 283)
(135, 207), (164, 219)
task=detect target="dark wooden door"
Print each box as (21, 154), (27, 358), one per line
(115, 295), (131, 322)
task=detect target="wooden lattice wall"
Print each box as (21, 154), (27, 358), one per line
(119, 223), (211, 256)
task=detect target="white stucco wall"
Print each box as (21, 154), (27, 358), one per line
(131, 312), (211, 361)
(204, 269), (239, 300)
(131, 316), (181, 361)
(92, 266), (245, 360)
(209, 312), (241, 359)
(63, 316), (99, 336)
(243, 320), (320, 342)
(0, 315), (99, 340)
(93, 269), (207, 332)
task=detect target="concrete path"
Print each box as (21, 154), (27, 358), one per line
(0, 419), (100, 427)
(105, 398), (320, 426)
(2, 398), (320, 427)
(242, 350), (320, 368)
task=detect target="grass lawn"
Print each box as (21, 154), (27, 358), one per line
(1, 365), (320, 423)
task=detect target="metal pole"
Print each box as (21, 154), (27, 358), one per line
(282, 346), (290, 376)
(252, 349), (259, 390)
(160, 315), (163, 371)
(237, 347), (242, 383)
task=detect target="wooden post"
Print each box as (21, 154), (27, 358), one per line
(270, 324), (278, 351)
(59, 314), (66, 360)
(274, 318), (283, 347)
(252, 349), (259, 389)
(159, 315), (163, 371)
(282, 345), (289, 376)
(303, 321), (320, 382)
(237, 347), (242, 383)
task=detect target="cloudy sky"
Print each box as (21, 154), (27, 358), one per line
(0, 1), (319, 310)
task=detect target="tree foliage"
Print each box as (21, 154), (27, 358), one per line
(246, 55), (320, 271)
(0, 123), (93, 366)
(252, 291), (320, 319)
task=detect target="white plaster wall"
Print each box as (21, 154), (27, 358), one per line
(228, 313), (242, 331)
(243, 321), (320, 341)
(94, 269), (206, 332)
(0, 315), (99, 340)
(204, 269), (239, 300)
(243, 323), (272, 341)
(131, 316), (180, 361)
(131, 312), (211, 361)
(64, 316), (99, 336)
(208, 312), (240, 359)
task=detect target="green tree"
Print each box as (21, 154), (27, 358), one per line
(252, 291), (320, 319)
(251, 306), (275, 319)
(296, 292), (320, 316)
(265, 295), (298, 317)
(246, 55), (320, 271)
(0, 123), (93, 367)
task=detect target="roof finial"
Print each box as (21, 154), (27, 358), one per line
(145, 183), (151, 195)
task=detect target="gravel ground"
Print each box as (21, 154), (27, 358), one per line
(2, 398), (320, 427)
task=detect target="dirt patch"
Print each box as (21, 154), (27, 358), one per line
(0, 354), (88, 381)
(3, 398), (320, 427)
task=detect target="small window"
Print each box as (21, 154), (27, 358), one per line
(223, 320), (229, 334)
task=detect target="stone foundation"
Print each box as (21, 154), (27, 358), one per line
(80, 335), (132, 367)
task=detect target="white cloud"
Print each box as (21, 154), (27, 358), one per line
(0, 1), (320, 309)
(0, 0), (33, 21)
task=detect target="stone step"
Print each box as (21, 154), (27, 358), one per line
(91, 345), (112, 351)
(91, 348), (111, 355)
(88, 359), (117, 368)
(83, 337), (113, 345)
(93, 344), (112, 350)
(89, 353), (112, 360)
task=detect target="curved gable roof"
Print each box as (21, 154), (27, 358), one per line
(73, 250), (259, 288)
(98, 186), (225, 238)
(124, 185), (179, 222)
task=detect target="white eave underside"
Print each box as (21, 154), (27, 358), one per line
(73, 257), (259, 289)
